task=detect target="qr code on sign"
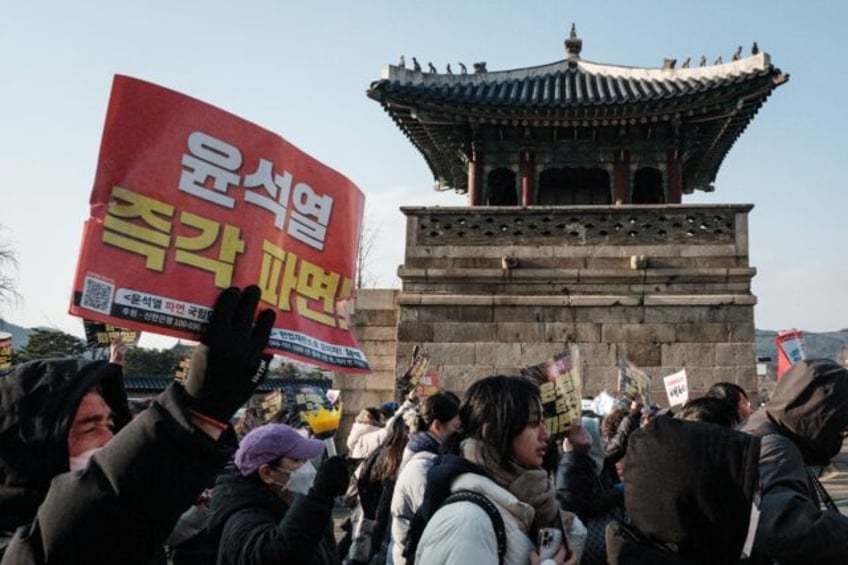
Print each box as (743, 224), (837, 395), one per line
(81, 276), (114, 314)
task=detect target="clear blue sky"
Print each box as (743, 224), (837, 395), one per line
(1, 1), (845, 349)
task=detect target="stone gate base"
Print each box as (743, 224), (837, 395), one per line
(335, 204), (757, 445)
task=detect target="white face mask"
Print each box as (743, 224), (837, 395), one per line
(69, 446), (102, 471)
(285, 461), (317, 495)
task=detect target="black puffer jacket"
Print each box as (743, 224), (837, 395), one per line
(0, 358), (131, 548)
(207, 464), (339, 565)
(1, 382), (236, 564)
(742, 359), (848, 564)
(608, 417), (761, 564)
(554, 450), (622, 522)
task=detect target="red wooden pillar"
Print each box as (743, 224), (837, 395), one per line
(667, 152), (683, 203)
(467, 159), (479, 206)
(614, 150), (629, 203)
(520, 151), (535, 205)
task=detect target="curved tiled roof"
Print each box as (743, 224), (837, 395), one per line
(373, 53), (780, 109)
(367, 37), (788, 195)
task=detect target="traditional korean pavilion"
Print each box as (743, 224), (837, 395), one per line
(337, 26), (789, 426)
(367, 25), (788, 206)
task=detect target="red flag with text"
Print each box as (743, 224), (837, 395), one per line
(70, 75), (369, 373)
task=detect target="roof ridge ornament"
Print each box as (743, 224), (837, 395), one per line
(732, 46), (743, 61)
(565, 22), (582, 68)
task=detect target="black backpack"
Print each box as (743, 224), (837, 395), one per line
(403, 488), (507, 565)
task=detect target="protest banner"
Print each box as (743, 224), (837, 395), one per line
(663, 369), (689, 407)
(69, 75), (369, 373)
(520, 345), (582, 438)
(82, 319), (141, 348)
(618, 358), (652, 402)
(775, 329), (805, 378)
(0, 332), (12, 369)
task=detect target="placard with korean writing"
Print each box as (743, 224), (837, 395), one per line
(416, 371), (440, 399)
(69, 75), (368, 372)
(618, 358), (652, 403)
(663, 369), (689, 407)
(396, 344), (430, 401)
(519, 345), (582, 439)
(776, 330), (806, 364)
(82, 319), (141, 348)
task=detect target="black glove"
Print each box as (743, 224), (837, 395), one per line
(309, 455), (349, 502)
(184, 285), (276, 423)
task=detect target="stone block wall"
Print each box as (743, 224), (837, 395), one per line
(333, 289), (399, 450)
(395, 204), (758, 405)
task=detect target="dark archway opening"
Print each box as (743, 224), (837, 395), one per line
(632, 167), (665, 204)
(486, 168), (518, 205)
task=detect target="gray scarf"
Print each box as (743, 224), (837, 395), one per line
(461, 438), (559, 533)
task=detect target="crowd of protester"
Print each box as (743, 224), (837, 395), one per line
(2, 285), (848, 564)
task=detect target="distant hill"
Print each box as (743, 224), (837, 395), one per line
(756, 329), (848, 365)
(0, 319), (34, 349)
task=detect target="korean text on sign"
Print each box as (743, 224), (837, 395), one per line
(70, 75), (368, 373)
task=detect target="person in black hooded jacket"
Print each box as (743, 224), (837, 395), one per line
(0, 285), (275, 565)
(606, 416), (761, 565)
(742, 358), (848, 564)
(0, 349), (132, 555)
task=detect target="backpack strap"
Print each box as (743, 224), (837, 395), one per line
(806, 466), (840, 512)
(441, 490), (507, 565)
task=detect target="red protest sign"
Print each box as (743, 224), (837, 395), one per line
(69, 75), (369, 373)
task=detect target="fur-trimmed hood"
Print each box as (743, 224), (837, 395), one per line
(0, 358), (128, 531)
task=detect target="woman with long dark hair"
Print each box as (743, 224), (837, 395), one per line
(413, 376), (577, 564)
(353, 416), (412, 564)
(389, 392), (461, 564)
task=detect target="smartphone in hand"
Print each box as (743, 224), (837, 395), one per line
(537, 527), (563, 560)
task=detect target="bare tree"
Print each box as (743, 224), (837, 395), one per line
(355, 216), (380, 289)
(0, 228), (19, 310)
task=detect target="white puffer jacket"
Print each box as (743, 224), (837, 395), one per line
(389, 450), (440, 565)
(414, 472), (537, 565)
(346, 399), (415, 460)
(346, 422), (385, 460)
